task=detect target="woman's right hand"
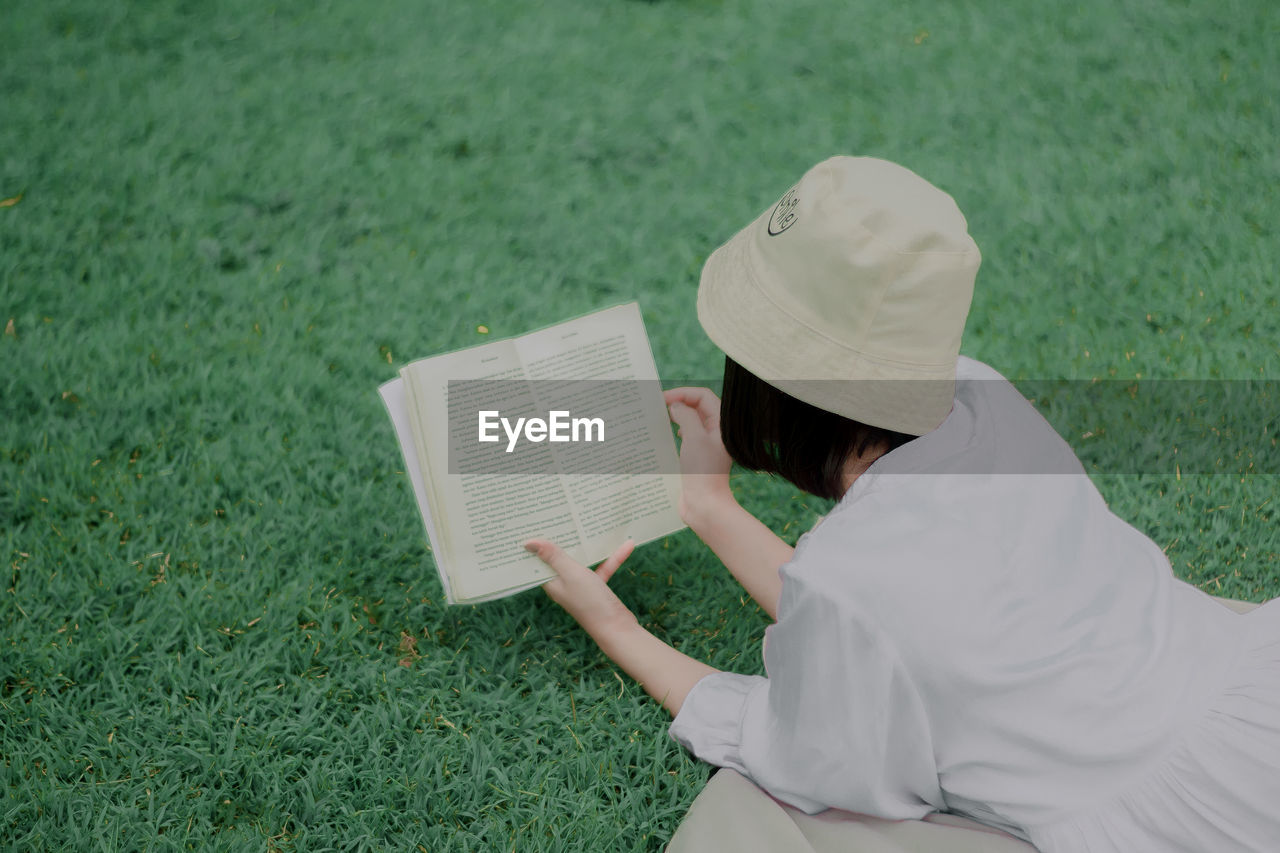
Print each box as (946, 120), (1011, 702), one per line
(664, 387), (736, 526)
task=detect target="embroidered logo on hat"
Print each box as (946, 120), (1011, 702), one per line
(767, 186), (800, 235)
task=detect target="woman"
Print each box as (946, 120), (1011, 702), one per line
(525, 156), (1278, 852)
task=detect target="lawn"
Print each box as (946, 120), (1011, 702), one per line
(2, 0), (1278, 849)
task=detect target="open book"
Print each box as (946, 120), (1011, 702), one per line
(379, 302), (685, 604)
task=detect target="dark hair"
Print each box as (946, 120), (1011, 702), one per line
(719, 356), (914, 501)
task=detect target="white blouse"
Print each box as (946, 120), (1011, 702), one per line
(669, 357), (1278, 850)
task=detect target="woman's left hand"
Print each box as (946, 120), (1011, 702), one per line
(525, 538), (639, 639)
(525, 537), (718, 717)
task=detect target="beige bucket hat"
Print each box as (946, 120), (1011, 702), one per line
(697, 156), (980, 436)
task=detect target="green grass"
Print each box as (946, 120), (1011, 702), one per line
(3, 0), (1278, 849)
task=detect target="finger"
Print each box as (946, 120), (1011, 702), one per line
(540, 574), (566, 602)
(594, 538), (635, 583)
(668, 387), (721, 430)
(524, 539), (584, 578)
(664, 386), (719, 412)
(667, 400), (706, 435)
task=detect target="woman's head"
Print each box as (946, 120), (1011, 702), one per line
(697, 156), (980, 437)
(719, 356), (913, 501)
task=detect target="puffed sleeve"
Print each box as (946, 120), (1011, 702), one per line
(669, 568), (944, 818)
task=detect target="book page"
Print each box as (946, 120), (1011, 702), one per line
(401, 341), (576, 603)
(513, 303), (683, 563)
(380, 377), (552, 604)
